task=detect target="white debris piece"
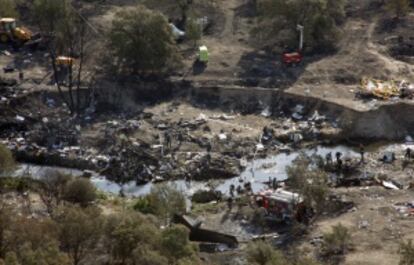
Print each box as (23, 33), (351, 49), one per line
(196, 113), (208, 122)
(218, 133), (227, 141)
(261, 107), (271, 117)
(382, 181), (400, 190)
(291, 113), (303, 120)
(256, 143), (264, 151)
(15, 115), (25, 122)
(170, 23), (185, 40)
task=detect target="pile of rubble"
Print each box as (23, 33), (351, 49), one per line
(359, 78), (414, 100)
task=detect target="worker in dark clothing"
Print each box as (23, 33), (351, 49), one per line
(227, 197), (233, 210)
(335, 152), (342, 163)
(177, 132), (184, 147)
(405, 148), (412, 159)
(206, 141), (212, 153)
(336, 158), (343, 171)
(359, 144), (365, 164)
(229, 184), (235, 197)
(325, 152), (333, 165)
(236, 185), (242, 194)
(165, 131), (172, 151)
(272, 177), (277, 190)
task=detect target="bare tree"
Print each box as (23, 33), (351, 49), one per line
(37, 170), (72, 214)
(33, 0), (95, 114)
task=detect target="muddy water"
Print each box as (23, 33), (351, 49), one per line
(16, 145), (357, 197)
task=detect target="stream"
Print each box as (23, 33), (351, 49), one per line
(14, 145), (359, 197)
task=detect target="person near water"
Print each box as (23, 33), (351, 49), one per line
(325, 152), (333, 165)
(405, 147), (412, 159)
(359, 144), (365, 164)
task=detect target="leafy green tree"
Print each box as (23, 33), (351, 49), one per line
(133, 246), (168, 265)
(321, 223), (351, 256)
(386, 0), (411, 19)
(8, 216), (58, 254)
(63, 178), (97, 207)
(54, 206), (103, 265)
(256, 0), (344, 52)
(161, 225), (197, 262)
(0, 0), (18, 18)
(399, 240), (414, 265)
(108, 5), (181, 75)
(103, 212), (161, 264)
(0, 144), (15, 175)
(145, 184), (186, 225)
(286, 154), (329, 215)
(16, 242), (71, 265)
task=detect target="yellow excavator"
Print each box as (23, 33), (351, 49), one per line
(0, 18), (33, 45)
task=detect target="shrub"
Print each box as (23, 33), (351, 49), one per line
(386, 0), (411, 19)
(161, 225), (197, 262)
(103, 212), (162, 264)
(256, 0), (345, 52)
(63, 178), (97, 207)
(0, 144), (15, 175)
(321, 223), (351, 256)
(399, 239), (414, 265)
(142, 184), (186, 224)
(133, 196), (155, 215)
(186, 16), (202, 47)
(246, 241), (288, 265)
(0, 0), (18, 17)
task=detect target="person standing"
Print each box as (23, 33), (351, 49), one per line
(359, 144), (365, 164)
(405, 147), (412, 160)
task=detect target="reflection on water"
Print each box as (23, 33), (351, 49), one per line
(16, 145), (357, 197)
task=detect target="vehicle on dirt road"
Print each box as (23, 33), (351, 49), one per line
(282, 50), (303, 66)
(0, 18), (32, 45)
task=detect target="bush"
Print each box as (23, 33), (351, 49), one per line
(161, 225), (197, 262)
(103, 212), (162, 264)
(0, 0), (18, 17)
(0, 144), (15, 175)
(186, 16), (202, 47)
(63, 178), (97, 207)
(133, 196), (154, 214)
(136, 184), (186, 224)
(247, 241), (322, 265)
(386, 0), (411, 19)
(321, 223), (351, 256)
(246, 241), (288, 265)
(399, 240), (414, 265)
(108, 5), (181, 75)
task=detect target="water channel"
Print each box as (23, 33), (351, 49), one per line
(14, 145), (360, 197)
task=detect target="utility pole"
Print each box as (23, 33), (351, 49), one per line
(296, 24), (304, 51)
